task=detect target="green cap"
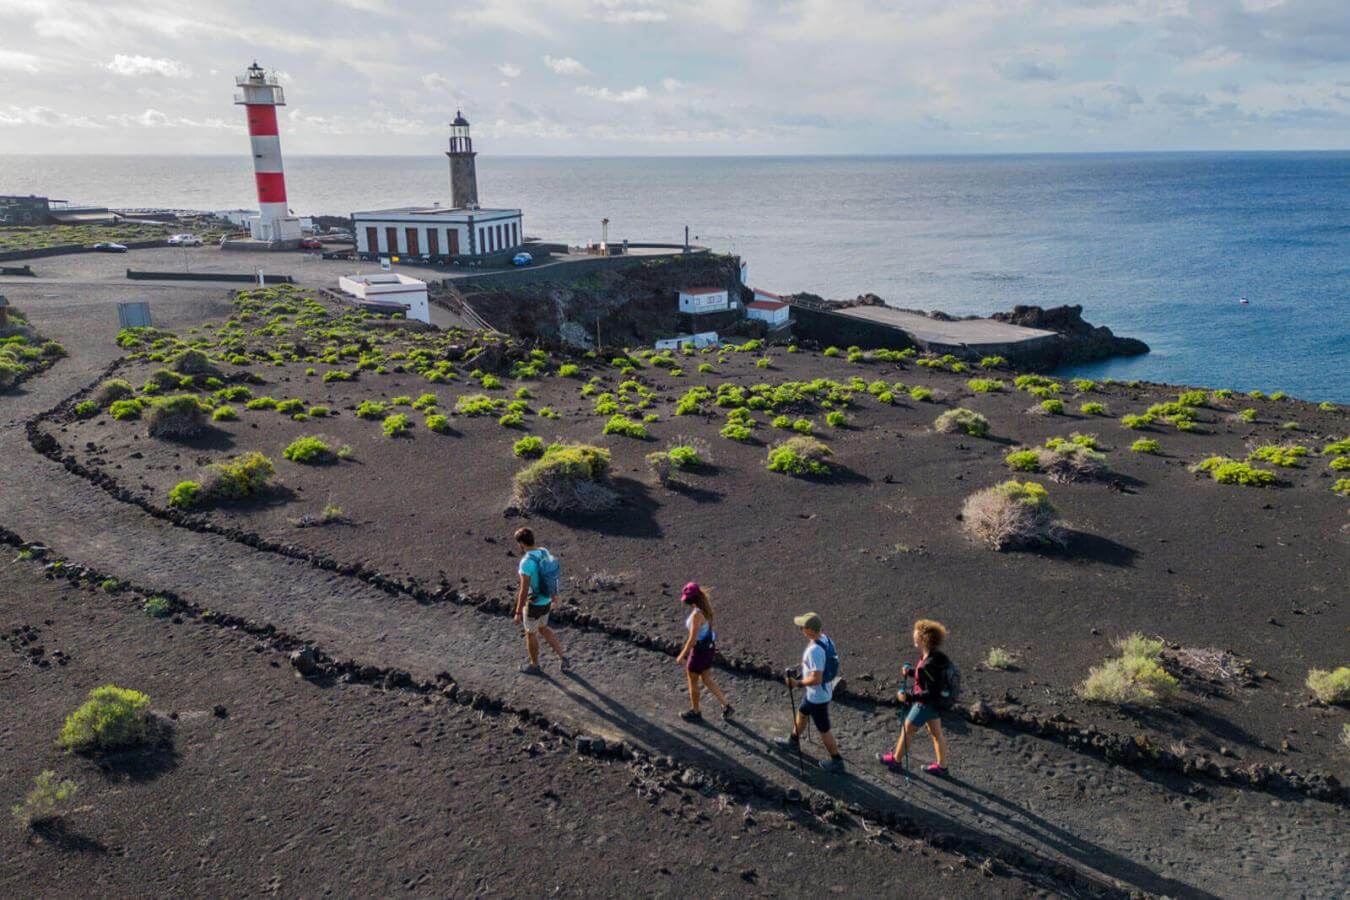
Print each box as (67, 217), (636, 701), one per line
(793, 612), (822, 631)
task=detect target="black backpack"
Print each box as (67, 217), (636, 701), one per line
(936, 655), (961, 708)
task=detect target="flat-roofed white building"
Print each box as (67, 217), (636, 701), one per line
(678, 287), (731, 314)
(746, 289), (790, 326)
(338, 272), (430, 323)
(352, 206), (523, 261)
(654, 331), (720, 351)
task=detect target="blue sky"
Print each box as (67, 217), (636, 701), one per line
(1, 0), (1348, 155)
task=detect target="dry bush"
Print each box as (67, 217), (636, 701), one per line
(961, 480), (1065, 550)
(146, 394), (207, 438)
(934, 407), (990, 437)
(512, 443), (617, 514)
(1040, 445), (1106, 483)
(170, 348), (217, 376)
(202, 452), (275, 502)
(11, 771), (80, 829)
(94, 378), (135, 406)
(1306, 667), (1350, 704)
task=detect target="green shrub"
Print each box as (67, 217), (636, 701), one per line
(480, 374), (503, 390)
(322, 370), (354, 383)
(1080, 645), (1178, 707)
(1248, 444), (1309, 467)
(668, 445), (704, 468)
(167, 480), (201, 509)
(146, 394), (206, 438)
(203, 452), (274, 501)
(355, 400), (386, 419)
(766, 436), (832, 477)
(1322, 437), (1350, 455)
(1330, 456), (1350, 472)
(214, 385), (252, 402)
(143, 596), (171, 618)
(58, 685), (152, 753)
(74, 399), (98, 418)
(1192, 456), (1276, 487)
(1176, 390), (1207, 407)
(283, 436), (333, 464)
(792, 418), (814, 435)
(245, 396), (278, 410)
(514, 436), (545, 458)
(720, 421), (753, 442)
(1071, 379), (1097, 393)
(96, 378), (136, 405)
(967, 378), (1003, 393)
(1335, 478), (1350, 497)
(771, 414), (792, 429)
(823, 346), (841, 357)
(825, 410), (847, 428)
(1130, 438), (1160, 454)
(558, 364), (581, 378)
(425, 414), (451, 433)
(456, 393), (501, 416)
(909, 386), (933, 402)
(275, 398), (305, 415)
(1306, 667), (1350, 704)
(498, 411), (524, 427)
(980, 356), (1006, 368)
(308, 405), (329, 418)
(1120, 413), (1153, 430)
(961, 480), (1064, 550)
(1269, 391), (1287, 401)
(11, 771), (79, 829)
(109, 398), (143, 420)
(170, 348), (215, 375)
(411, 392), (438, 410)
(603, 414), (649, 439)
(211, 405), (238, 422)
(1080, 402), (1106, 416)
(511, 443), (615, 513)
(1238, 408), (1257, 423)
(1039, 398), (1065, 415)
(390, 395), (413, 406)
(382, 413), (412, 437)
(756, 357), (772, 369)
(934, 407), (989, 437)
(1005, 450), (1040, 472)
(986, 647), (1016, 670)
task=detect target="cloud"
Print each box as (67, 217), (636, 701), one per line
(996, 60), (1059, 82)
(497, 62), (521, 79)
(0, 105), (102, 128)
(588, 1), (670, 23)
(661, 77), (684, 92)
(576, 84), (649, 103)
(106, 54), (192, 78)
(543, 55), (590, 76)
(0, 49), (44, 73)
(422, 73), (451, 91)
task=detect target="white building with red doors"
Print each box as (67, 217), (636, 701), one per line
(352, 112), (523, 261)
(746, 288), (790, 326)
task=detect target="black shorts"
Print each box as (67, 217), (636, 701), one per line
(798, 699), (832, 734)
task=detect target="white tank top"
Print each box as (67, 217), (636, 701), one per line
(686, 611), (712, 642)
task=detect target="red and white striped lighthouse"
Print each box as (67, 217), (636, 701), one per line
(234, 62), (298, 242)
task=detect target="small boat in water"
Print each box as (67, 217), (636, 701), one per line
(1238, 297), (1249, 305)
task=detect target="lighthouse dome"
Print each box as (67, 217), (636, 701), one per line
(452, 110), (470, 127)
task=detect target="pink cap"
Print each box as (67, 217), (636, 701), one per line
(681, 582), (701, 603)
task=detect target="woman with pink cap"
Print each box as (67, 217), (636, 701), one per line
(674, 582), (733, 722)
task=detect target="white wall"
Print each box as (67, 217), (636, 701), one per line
(356, 216), (519, 257)
(679, 290), (729, 313)
(748, 305), (789, 326)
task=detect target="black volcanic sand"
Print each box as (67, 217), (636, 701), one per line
(0, 559), (1009, 897)
(50, 316), (1350, 779)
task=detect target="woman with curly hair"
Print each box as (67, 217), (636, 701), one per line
(878, 619), (952, 776)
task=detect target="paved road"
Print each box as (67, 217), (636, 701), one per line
(1, 307), (1344, 897)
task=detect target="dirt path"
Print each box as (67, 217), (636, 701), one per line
(2, 361), (1345, 897)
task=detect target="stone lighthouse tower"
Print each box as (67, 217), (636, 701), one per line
(446, 110), (479, 210)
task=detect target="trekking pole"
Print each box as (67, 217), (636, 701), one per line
(785, 669), (805, 777)
(899, 667), (913, 784)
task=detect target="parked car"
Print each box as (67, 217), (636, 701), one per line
(299, 238), (323, 249)
(167, 234), (202, 246)
(512, 252), (534, 267)
(92, 242), (128, 253)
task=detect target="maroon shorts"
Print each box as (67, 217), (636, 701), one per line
(686, 645), (716, 674)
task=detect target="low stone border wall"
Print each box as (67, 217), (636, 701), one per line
(125, 270), (293, 284)
(0, 239), (167, 262)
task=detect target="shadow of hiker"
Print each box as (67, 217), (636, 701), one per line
(1058, 530), (1139, 567)
(666, 480), (723, 503)
(29, 819), (107, 854)
(921, 773), (1216, 898)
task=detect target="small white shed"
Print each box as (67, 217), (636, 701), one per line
(338, 272), (430, 324)
(746, 289), (790, 326)
(654, 331), (720, 351)
(678, 287), (730, 314)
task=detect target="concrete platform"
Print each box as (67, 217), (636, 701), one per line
(836, 304), (1056, 347)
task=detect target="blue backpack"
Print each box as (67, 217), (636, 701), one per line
(528, 549), (561, 602)
(816, 636), (840, 685)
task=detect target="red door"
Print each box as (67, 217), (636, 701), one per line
(365, 227), (378, 253)
(427, 228), (439, 256)
(405, 228), (419, 256)
(385, 227), (398, 254)
(448, 229), (460, 255)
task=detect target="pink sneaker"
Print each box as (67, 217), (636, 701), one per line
(924, 763), (948, 776)
(876, 752), (901, 770)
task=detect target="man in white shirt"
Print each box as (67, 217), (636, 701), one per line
(777, 612), (844, 773)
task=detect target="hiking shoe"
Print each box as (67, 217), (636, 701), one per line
(877, 752), (902, 771)
(774, 735), (801, 753)
(721, 705), (735, 720)
(519, 663), (543, 676)
(819, 756), (846, 774)
(558, 657), (571, 674)
(924, 763), (949, 777)
(680, 709), (704, 722)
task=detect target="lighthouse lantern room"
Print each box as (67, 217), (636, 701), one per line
(234, 62), (304, 245)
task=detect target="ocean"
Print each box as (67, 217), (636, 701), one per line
(3, 152), (1348, 401)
